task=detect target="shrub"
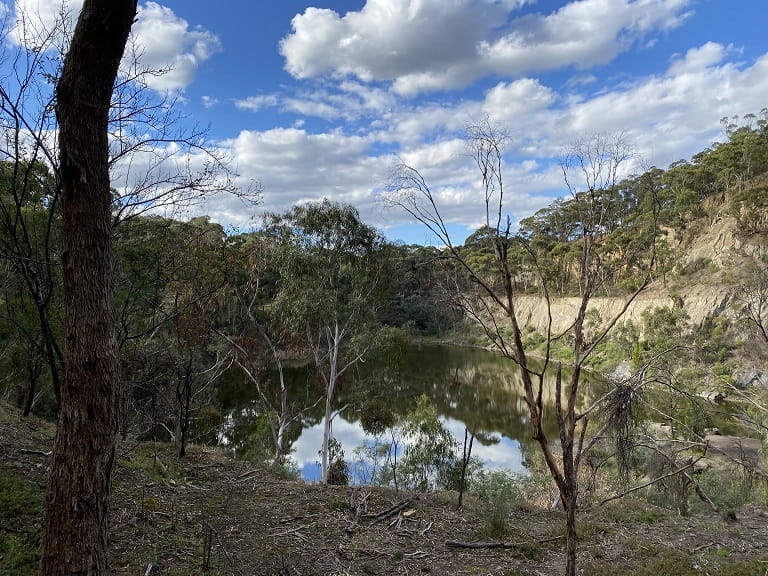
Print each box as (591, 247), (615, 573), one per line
(470, 470), (527, 538)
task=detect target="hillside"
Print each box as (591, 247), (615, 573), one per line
(514, 209), (762, 335)
(2, 402), (768, 576)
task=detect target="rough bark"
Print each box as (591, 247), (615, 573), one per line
(40, 1), (136, 575)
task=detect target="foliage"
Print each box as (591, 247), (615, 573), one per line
(265, 199), (392, 483)
(690, 466), (767, 514)
(323, 437), (349, 486)
(470, 469), (527, 538)
(360, 397), (396, 436)
(398, 394), (460, 491)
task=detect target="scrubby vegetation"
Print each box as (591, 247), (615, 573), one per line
(4, 110), (768, 574)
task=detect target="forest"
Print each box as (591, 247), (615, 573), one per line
(3, 2), (768, 575)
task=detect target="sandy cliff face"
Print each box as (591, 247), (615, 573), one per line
(514, 214), (763, 336)
(514, 288), (731, 335)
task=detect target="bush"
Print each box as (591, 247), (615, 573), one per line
(470, 470), (527, 538)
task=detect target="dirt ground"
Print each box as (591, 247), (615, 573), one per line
(3, 405), (768, 576)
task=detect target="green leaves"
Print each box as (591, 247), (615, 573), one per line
(266, 199), (388, 339)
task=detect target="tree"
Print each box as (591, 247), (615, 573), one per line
(218, 231), (307, 466)
(0, 1), (257, 419)
(40, 1), (136, 574)
(266, 200), (389, 484)
(736, 265), (768, 347)
(0, 160), (63, 414)
(387, 125), (658, 576)
(0, 4), (67, 410)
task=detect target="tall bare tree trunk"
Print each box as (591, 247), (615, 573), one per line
(40, 2), (136, 574)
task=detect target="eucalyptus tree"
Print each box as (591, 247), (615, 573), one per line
(386, 124), (659, 576)
(40, 1), (136, 574)
(265, 200), (389, 484)
(217, 231), (303, 466)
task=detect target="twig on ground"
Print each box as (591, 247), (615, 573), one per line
(19, 448), (51, 457)
(368, 496), (419, 525)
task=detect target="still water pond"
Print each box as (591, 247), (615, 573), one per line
(214, 344), (602, 482)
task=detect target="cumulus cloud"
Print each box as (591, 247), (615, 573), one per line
(8, 0), (219, 91)
(550, 43), (768, 164)
(482, 78), (557, 124)
(280, 0), (693, 96)
(214, 38), (768, 238)
(127, 2), (221, 91)
(208, 127), (397, 227)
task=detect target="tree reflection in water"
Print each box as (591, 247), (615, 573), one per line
(213, 344), (603, 481)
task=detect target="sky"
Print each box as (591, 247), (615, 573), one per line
(6, 0), (768, 244)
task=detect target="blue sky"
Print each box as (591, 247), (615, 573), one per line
(6, 0), (768, 244)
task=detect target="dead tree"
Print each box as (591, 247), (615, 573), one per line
(387, 125), (658, 576)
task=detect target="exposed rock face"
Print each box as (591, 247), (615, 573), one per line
(515, 214), (763, 336)
(514, 286), (733, 336)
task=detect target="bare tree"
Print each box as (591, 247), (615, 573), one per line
(386, 124), (658, 576)
(40, 2), (136, 574)
(0, 1), (260, 415)
(0, 6), (68, 409)
(735, 265), (768, 346)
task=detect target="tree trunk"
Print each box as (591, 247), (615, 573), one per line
(40, 2), (136, 575)
(22, 342), (42, 416)
(275, 356), (288, 465)
(565, 490), (578, 576)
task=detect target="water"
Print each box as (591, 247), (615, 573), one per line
(213, 343), (601, 481)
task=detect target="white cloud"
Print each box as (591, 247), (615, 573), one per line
(280, 0), (693, 96)
(667, 41), (727, 75)
(8, 0), (219, 91)
(235, 95), (279, 112)
(208, 127), (397, 228)
(235, 82), (396, 124)
(201, 95), (219, 108)
(482, 78), (557, 124)
(280, 0), (504, 84)
(214, 39), (768, 239)
(129, 2), (221, 91)
(552, 43), (768, 165)
(478, 0), (692, 75)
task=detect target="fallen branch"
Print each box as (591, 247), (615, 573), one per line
(683, 469), (719, 513)
(446, 535), (563, 550)
(19, 448), (51, 457)
(596, 452), (703, 507)
(345, 489), (371, 536)
(368, 496), (419, 525)
(269, 523), (313, 538)
(693, 541), (724, 552)
(237, 468), (260, 481)
(280, 513), (323, 524)
(446, 540), (526, 550)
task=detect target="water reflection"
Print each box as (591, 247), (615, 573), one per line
(213, 344), (601, 480)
